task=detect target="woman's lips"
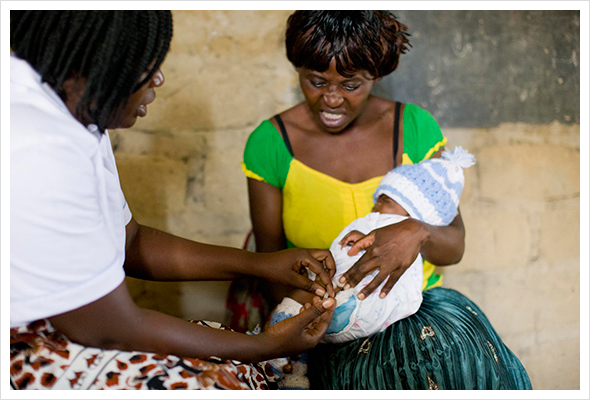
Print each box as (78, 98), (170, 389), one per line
(320, 111), (345, 127)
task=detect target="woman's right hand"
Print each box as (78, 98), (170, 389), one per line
(49, 281), (335, 363)
(259, 297), (336, 358)
(339, 219), (429, 300)
(254, 248), (336, 298)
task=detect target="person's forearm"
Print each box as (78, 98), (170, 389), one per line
(420, 212), (465, 266)
(49, 283), (272, 363)
(124, 223), (261, 281)
(107, 308), (271, 363)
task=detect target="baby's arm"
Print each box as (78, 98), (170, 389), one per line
(338, 230), (366, 249)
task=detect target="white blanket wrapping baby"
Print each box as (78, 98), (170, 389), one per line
(272, 212), (423, 343)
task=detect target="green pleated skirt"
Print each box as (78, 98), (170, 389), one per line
(308, 287), (532, 390)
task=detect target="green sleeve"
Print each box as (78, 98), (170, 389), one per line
(402, 104), (447, 163)
(242, 120), (292, 189)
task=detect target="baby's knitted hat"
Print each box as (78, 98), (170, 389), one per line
(373, 147), (476, 226)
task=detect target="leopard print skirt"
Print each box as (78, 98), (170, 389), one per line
(10, 319), (276, 390)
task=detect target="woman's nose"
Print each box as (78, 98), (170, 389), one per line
(323, 90), (344, 108)
(152, 69), (165, 87)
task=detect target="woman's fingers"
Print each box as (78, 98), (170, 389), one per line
(269, 298), (335, 355)
(307, 248), (337, 280)
(339, 253), (380, 290)
(379, 268), (405, 298)
(290, 267), (335, 298)
(294, 297), (335, 337)
(301, 250), (335, 297)
(290, 272), (328, 297)
(322, 254), (337, 279)
(357, 270), (390, 300)
(294, 298), (334, 326)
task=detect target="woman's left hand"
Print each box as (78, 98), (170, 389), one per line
(257, 248), (336, 298)
(339, 218), (429, 300)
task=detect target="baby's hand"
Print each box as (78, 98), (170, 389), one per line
(339, 230), (365, 249)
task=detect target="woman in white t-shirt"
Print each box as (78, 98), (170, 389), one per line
(10, 11), (336, 390)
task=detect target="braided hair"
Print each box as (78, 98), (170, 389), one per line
(10, 11), (173, 133)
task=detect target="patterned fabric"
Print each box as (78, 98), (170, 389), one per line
(307, 287), (533, 390)
(10, 319), (275, 390)
(374, 147), (476, 226)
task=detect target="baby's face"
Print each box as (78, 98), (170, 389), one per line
(372, 195), (409, 216)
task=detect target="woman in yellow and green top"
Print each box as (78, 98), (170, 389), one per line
(243, 102), (446, 293)
(239, 11), (531, 390)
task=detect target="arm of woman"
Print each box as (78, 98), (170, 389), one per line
(420, 209), (465, 265)
(124, 217), (335, 296)
(48, 281), (335, 363)
(247, 177), (288, 253)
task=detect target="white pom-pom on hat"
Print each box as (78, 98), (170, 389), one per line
(441, 146), (476, 169)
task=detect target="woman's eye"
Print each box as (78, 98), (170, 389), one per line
(344, 85), (360, 91)
(311, 81), (326, 88)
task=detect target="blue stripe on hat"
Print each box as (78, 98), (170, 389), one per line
(429, 162), (464, 199)
(399, 163), (458, 225)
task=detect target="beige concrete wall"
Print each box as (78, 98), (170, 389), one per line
(112, 11), (580, 390)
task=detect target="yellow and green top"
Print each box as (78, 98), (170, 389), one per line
(242, 103), (447, 290)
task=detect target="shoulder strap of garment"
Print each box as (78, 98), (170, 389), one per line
(273, 114), (294, 157)
(393, 102), (402, 167)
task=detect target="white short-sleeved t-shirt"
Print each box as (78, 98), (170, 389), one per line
(10, 55), (131, 328)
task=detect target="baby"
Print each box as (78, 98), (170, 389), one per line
(270, 147), (476, 343)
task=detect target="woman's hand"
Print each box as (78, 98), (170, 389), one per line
(339, 218), (429, 300)
(49, 281), (335, 363)
(255, 249), (336, 298)
(123, 220), (336, 299)
(260, 297), (336, 358)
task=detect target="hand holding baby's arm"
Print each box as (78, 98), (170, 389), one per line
(339, 219), (429, 300)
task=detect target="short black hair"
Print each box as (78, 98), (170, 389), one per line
(286, 11), (410, 79)
(10, 11), (173, 133)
